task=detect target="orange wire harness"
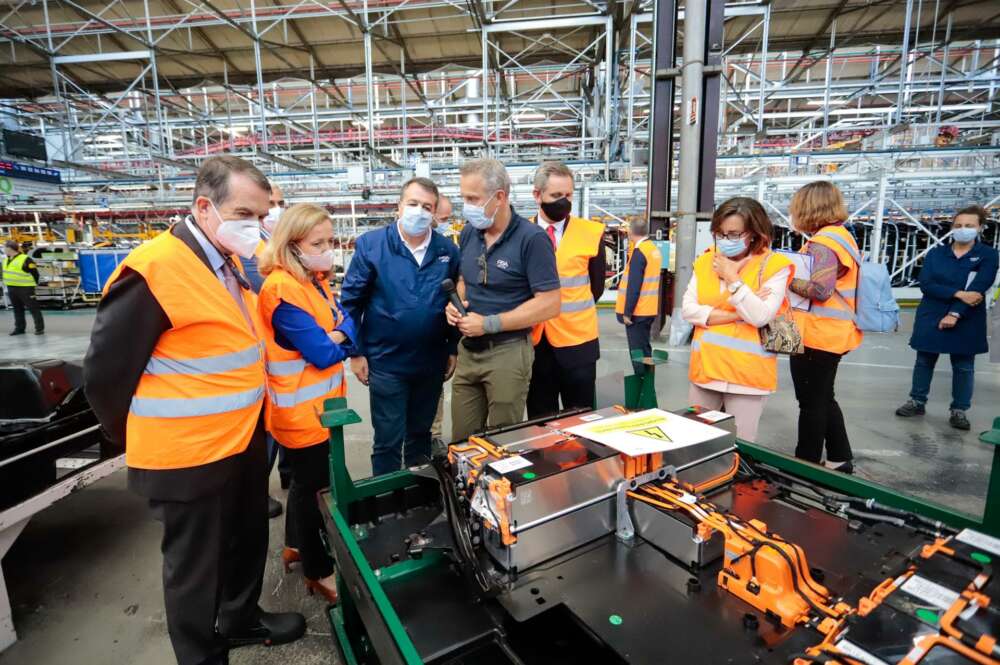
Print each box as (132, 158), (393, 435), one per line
(628, 479), (849, 628)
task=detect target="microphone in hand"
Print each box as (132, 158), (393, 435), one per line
(441, 278), (467, 317)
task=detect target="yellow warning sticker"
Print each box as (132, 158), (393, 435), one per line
(563, 408), (728, 456)
(627, 426), (672, 442)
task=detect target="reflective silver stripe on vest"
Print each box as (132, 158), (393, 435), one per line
(839, 289), (857, 299)
(815, 231), (862, 264)
(810, 305), (856, 322)
(266, 358), (307, 377)
(639, 288), (659, 297)
(561, 298), (596, 313)
(643, 275), (659, 284)
(697, 331), (776, 358)
(560, 274), (590, 288)
(130, 386), (264, 418)
(268, 371), (343, 408)
(144, 344), (261, 376)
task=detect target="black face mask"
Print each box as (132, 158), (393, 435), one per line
(540, 197), (572, 223)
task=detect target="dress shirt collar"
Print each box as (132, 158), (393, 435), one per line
(185, 216), (226, 276)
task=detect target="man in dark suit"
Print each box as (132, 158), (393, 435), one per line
(84, 156), (305, 665)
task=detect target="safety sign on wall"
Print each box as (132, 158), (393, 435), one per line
(564, 408), (727, 456)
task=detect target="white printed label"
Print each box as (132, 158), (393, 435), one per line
(489, 455), (533, 475)
(956, 529), (1000, 557)
(836, 640), (890, 665)
(900, 575), (960, 610)
(579, 413), (605, 422)
(697, 410), (730, 423)
(56, 458), (92, 470)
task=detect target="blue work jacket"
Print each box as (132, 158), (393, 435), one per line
(340, 223), (461, 376)
(911, 241), (999, 355)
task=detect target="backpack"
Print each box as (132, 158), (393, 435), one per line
(814, 231), (900, 333)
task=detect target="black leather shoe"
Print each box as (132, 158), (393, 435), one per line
(34, 329), (44, 335)
(268, 495), (283, 519)
(9, 330), (25, 336)
(221, 611), (306, 648)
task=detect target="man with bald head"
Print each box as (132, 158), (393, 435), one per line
(434, 195), (453, 230)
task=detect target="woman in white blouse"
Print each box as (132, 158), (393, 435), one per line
(682, 197), (794, 441)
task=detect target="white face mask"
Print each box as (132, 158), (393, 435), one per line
(209, 201), (261, 259)
(297, 246), (336, 272)
(262, 206), (282, 234)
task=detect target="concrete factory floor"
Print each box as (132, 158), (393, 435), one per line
(0, 307), (997, 665)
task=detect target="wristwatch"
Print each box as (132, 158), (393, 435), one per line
(727, 280), (744, 294)
(948, 311), (961, 319)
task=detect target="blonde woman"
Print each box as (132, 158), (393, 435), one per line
(788, 182), (864, 473)
(258, 203), (355, 603)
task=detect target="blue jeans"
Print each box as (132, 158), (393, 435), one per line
(369, 367), (444, 476)
(909, 351), (975, 411)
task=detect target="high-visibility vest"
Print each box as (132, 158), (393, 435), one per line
(792, 225), (864, 354)
(258, 267), (346, 448)
(615, 239), (662, 317)
(105, 231), (267, 470)
(530, 215), (605, 347)
(2, 253), (36, 287)
(254, 239), (266, 260)
(689, 249), (794, 392)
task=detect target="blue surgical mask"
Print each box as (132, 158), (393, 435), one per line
(716, 236), (749, 258)
(433, 224), (448, 235)
(399, 205), (433, 236)
(952, 227), (978, 244)
(463, 193), (497, 230)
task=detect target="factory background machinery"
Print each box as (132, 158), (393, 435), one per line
(0, 0), (998, 312)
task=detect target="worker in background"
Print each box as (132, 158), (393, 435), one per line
(896, 205), (998, 430)
(526, 161), (606, 418)
(445, 159), (560, 442)
(788, 181), (863, 473)
(430, 194), (455, 450)
(239, 180), (289, 519)
(241, 180), (287, 292)
(681, 198), (794, 442)
(616, 218), (662, 376)
(258, 203), (355, 602)
(3, 239), (44, 336)
(83, 156), (306, 665)
(341, 178), (460, 475)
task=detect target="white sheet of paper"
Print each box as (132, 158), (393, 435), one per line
(564, 408), (728, 456)
(776, 250), (812, 311)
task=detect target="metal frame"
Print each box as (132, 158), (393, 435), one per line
(0, 453), (125, 652)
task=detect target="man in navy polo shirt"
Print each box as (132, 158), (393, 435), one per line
(341, 177), (461, 475)
(445, 159), (561, 442)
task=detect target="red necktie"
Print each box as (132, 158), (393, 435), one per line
(546, 224), (557, 250)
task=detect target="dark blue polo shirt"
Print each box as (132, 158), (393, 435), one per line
(459, 208), (559, 340)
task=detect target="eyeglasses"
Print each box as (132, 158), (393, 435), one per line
(713, 231), (749, 241)
(477, 253), (488, 285)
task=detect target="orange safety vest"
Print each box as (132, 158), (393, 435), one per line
(530, 215), (605, 347)
(258, 267), (346, 448)
(616, 238), (662, 317)
(253, 239), (266, 260)
(106, 230), (267, 470)
(792, 225), (864, 354)
(689, 249), (794, 392)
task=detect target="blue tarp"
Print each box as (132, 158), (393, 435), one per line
(78, 249), (131, 294)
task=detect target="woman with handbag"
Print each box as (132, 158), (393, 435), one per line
(787, 181), (863, 473)
(682, 197), (795, 441)
(258, 203), (356, 603)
